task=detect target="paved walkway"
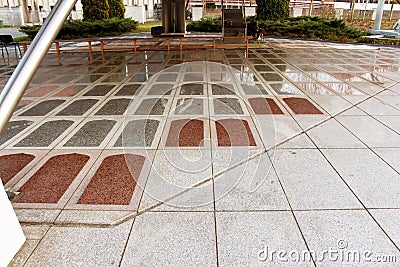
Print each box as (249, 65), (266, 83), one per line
(1, 38), (400, 266)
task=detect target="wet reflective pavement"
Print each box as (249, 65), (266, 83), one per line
(1, 38), (400, 266)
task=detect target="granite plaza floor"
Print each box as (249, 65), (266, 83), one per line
(1, 38), (400, 266)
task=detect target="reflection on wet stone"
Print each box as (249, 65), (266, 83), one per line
(116, 84), (141, 96)
(157, 73), (178, 82)
(115, 119), (159, 147)
(270, 83), (302, 95)
(242, 84), (269, 95)
(214, 98), (244, 114)
(0, 120), (33, 145)
(95, 99), (131, 115)
(20, 100), (65, 116)
(64, 120), (116, 147)
(147, 84), (174, 95)
(83, 84), (115, 96)
(15, 120), (74, 147)
(134, 98), (167, 115)
(56, 99), (98, 116)
(174, 98), (203, 115)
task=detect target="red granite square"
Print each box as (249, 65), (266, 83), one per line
(166, 119), (204, 147)
(77, 154), (145, 205)
(0, 153), (35, 185)
(216, 119), (256, 146)
(14, 154), (89, 203)
(249, 98), (284, 115)
(25, 86), (59, 97)
(283, 97), (323, 115)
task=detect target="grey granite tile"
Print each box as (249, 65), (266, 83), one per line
(24, 219), (133, 267)
(0, 120), (34, 145)
(217, 211), (311, 266)
(64, 120), (116, 147)
(56, 99), (98, 116)
(114, 119), (160, 147)
(120, 212), (216, 266)
(174, 98), (204, 115)
(83, 84), (115, 96)
(15, 120), (74, 147)
(156, 73), (178, 82)
(20, 100), (65, 116)
(115, 84), (141, 96)
(212, 84), (235, 95)
(214, 98), (244, 114)
(180, 83), (204, 95)
(134, 98), (168, 115)
(95, 99), (131, 115)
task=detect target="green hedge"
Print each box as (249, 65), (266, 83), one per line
(186, 16), (222, 32)
(19, 18), (139, 40)
(260, 16), (370, 42)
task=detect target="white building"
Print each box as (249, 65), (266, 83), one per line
(0, 0), (158, 25)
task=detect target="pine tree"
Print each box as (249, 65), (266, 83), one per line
(81, 0), (110, 21)
(256, 0), (289, 20)
(108, 0), (126, 18)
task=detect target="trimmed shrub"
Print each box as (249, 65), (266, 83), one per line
(19, 18), (139, 40)
(81, 0), (109, 21)
(109, 0), (126, 18)
(260, 16), (370, 42)
(186, 16), (222, 32)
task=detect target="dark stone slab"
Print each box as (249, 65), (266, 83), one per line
(83, 84), (115, 96)
(214, 98), (244, 114)
(180, 83), (204, 95)
(56, 99), (98, 116)
(261, 73), (284, 82)
(15, 120), (74, 147)
(78, 154), (145, 205)
(115, 84), (142, 96)
(270, 82), (303, 95)
(254, 65), (274, 72)
(95, 99), (131, 115)
(114, 119), (160, 147)
(0, 120), (33, 145)
(0, 153), (35, 184)
(64, 120), (116, 147)
(212, 84), (235, 95)
(14, 154), (89, 203)
(20, 100), (65, 116)
(134, 98), (167, 115)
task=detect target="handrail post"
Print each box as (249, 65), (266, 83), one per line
(88, 40), (92, 54)
(55, 41), (60, 55)
(168, 38), (170, 51)
(0, 0), (78, 134)
(134, 39), (137, 52)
